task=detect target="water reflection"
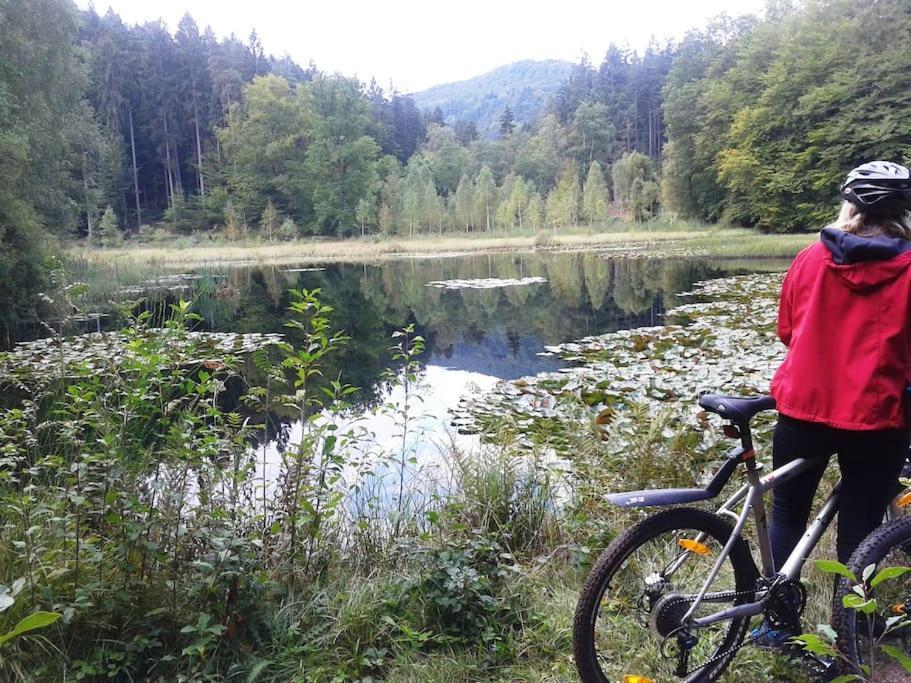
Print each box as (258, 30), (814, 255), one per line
(36, 252), (757, 462)
(203, 253), (723, 406)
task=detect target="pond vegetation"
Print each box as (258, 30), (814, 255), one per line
(0, 254), (817, 682)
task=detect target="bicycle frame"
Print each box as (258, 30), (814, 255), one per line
(680, 452), (841, 627)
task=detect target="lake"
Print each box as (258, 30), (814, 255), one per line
(5, 250), (789, 489)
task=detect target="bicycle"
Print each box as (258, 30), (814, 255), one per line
(572, 392), (911, 682)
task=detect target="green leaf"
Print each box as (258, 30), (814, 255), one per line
(881, 644), (911, 673)
(816, 560), (857, 583)
(792, 633), (837, 657)
(871, 566), (911, 589)
(842, 593), (877, 614)
(0, 611), (61, 646)
(246, 659), (272, 683)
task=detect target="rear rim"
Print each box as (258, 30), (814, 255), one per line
(583, 521), (750, 682)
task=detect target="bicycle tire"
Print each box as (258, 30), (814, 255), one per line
(573, 507), (758, 683)
(833, 514), (911, 678)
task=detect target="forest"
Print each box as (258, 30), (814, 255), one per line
(3, 1), (911, 680)
(3, 0), (910, 334)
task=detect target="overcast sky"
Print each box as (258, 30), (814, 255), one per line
(76, 0), (768, 92)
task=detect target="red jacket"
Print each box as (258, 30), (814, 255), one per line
(770, 227), (911, 430)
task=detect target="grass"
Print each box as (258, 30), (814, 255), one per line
(1, 261), (845, 682)
(67, 223), (818, 268)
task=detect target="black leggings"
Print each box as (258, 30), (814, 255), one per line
(769, 414), (908, 568)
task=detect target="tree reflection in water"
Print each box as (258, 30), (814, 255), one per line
(36, 252), (775, 468)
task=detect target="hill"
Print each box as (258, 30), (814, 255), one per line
(411, 60), (574, 138)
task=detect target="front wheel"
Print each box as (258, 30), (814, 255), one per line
(833, 515), (911, 680)
(573, 507), (758, 683)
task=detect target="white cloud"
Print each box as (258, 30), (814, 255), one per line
(79, 0), (767, 91)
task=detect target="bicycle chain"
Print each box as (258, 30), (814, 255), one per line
(662, 586), (759, 677)
(675, 584), (825, 679)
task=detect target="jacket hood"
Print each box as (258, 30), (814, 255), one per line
(820, 226), (911, 290)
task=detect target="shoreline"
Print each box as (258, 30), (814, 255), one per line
(67, 228), (816, 267)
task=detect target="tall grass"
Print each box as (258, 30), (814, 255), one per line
(66, 222), (814, 267)
(0, 277), (837, 682)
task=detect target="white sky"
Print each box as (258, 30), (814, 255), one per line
(77, 0), (768, 92)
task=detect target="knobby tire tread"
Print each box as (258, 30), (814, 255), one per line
(832, 514), (911, 676)
(572, 507), (757, 683)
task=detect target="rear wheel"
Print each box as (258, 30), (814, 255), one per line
(573, 507), (757, 682)
(833, 515), (911, 681)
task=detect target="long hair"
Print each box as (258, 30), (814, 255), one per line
(833, 201), (911, 239)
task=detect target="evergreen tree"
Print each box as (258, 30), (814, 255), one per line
(454, 119), (479, 146)
(499, 105), (516, 137)
(96, 205), (122, 245)
(568, 102), (614, 169)
(427, 106), (445, 126)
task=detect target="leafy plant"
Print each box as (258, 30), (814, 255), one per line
(0, 581), (60, 648)
(795, 560), (911, 682)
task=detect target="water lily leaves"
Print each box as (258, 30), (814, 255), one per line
(456, 272), (785, 451)
(0, 329), (284, 392)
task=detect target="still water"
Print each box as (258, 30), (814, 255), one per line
(62, 251), (781, 464)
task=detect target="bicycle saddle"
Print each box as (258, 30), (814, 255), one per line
(698, 393), (777, 424)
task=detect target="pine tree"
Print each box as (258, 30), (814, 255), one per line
(499, 105), (516, 137)
(96, 205), (122, 246)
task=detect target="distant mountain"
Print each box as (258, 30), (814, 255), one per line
(411, 60), (574, 139)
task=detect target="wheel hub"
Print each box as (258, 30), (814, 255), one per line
(650, 591), (692, 638)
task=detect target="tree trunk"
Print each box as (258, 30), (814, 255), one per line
(173, 137), (184, 197)
(129, 109), (141, 228)
(82, 155), (93, 240)
(194, 100), (205, 196)
(163, 114), (175, 207)
(648, 107), (654, 160)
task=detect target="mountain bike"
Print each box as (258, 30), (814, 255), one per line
(572, 393), (911, 682)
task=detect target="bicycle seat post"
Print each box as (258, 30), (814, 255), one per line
(737, 421), (758, 471)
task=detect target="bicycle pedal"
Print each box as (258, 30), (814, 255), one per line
(793, 651), (838, 682)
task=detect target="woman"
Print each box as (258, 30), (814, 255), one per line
(769, 160), (911, 572)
